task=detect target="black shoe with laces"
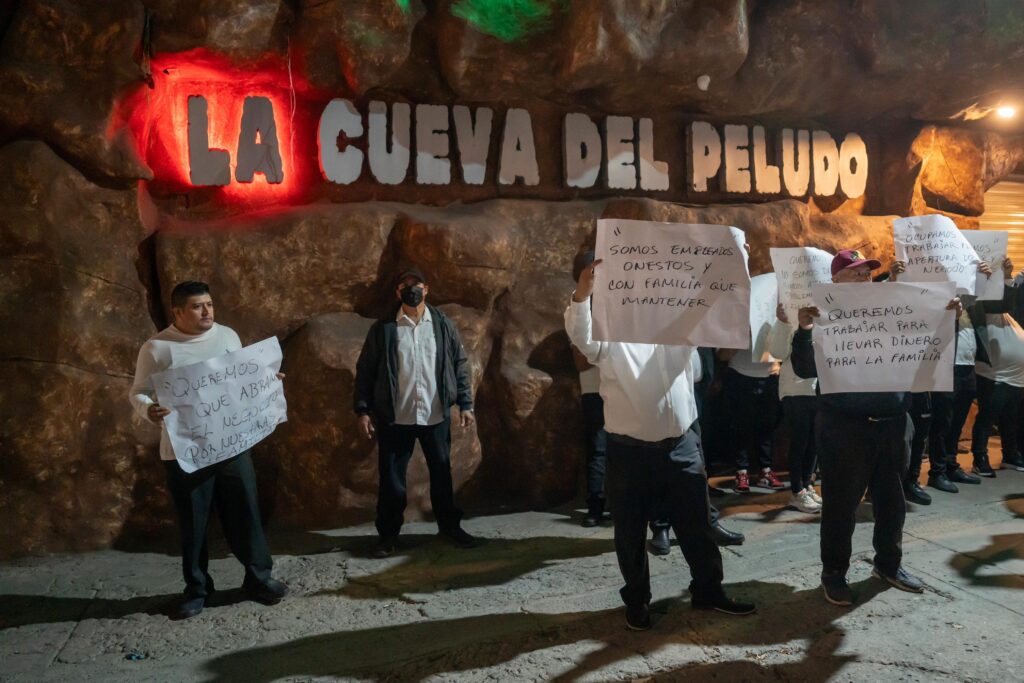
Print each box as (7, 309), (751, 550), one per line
(872, 565), (924, 593)
(973, 456), (997, 478)
(821, 574), (854, 606)
(625, 603), (651, 630)
(648, 527), (670, 556)
(903, 481), (932, 505)
(692, 592), (756, 616)
(949, 467), (981, 484)
(927, 473), (958, 493)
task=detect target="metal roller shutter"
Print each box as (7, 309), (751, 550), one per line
(980, 175), (1024, 269)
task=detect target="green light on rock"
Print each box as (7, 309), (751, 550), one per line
(451, 0), (565, 42)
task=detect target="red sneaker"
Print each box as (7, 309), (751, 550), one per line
(757, 469), (786, 490)
(734, 471), (750, 493)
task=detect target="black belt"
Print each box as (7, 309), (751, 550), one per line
(608, 432), (684, 450)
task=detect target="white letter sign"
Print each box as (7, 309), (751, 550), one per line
(153, 337), (288, 473)
(810, 281), (956, 393)
(592, 218), (750, 347)
(962, 230), (1007, 302)
(770, 246), (834, 318)
(750, 272), (779, 362)
(894, 214), (981, 295)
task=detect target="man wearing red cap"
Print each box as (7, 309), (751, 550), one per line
(791, 249), (960, 606)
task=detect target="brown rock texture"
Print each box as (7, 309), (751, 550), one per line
(3, 0), (1024, 557)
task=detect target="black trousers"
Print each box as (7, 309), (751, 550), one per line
(906, 393), (932, 481)
(929, 365), (976, 474)
(783, 395), (817, 494)
(725, 369), (779, 470)
(375, 419), (463, 539)
(581, 393), (608, 514)
(606, 430), (724, 608)
(817, 411), (908, 578)
(163, 451), (273, 598)
(972, 376), (1023, 463)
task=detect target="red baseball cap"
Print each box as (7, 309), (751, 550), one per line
(831, 249), (881, 276)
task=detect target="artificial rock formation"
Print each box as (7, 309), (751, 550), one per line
(3, 0), (1024, 557)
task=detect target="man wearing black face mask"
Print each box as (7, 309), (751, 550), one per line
(355, 268), (478, 557)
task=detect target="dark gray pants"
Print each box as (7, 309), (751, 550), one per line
(606, 429), (724, 608)
(164, 451), (273, 598)
(817, 411), (907, 578)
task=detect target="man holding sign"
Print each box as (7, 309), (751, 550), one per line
(566, 253), (755, 631)
(129, 281), (288, 619)
(791, 250), (961, 606)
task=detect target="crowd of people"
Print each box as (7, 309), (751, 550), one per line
(129, 243), (1023, 627)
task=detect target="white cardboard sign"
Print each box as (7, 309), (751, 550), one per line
(770, 247), (834, 318)
(962, 230), (1007, 302)
(893, 214), (981, 295)
(750, 272), (779, 362)
(810, 281), (956, 394)
(592, 218), (750, 346)
(153, 337), (287, 473)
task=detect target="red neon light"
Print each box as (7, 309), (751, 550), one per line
(123, 49), (325, 210)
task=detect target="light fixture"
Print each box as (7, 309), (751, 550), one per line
(996, 105), (1017, 119)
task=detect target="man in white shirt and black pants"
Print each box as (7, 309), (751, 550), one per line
(130, 281), (288, 620)
(566, 259), (755, 630)
(355, 268), (478, 558)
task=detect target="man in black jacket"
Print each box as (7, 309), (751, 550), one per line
(355, 268), (478, 557)
(792, 249), (960, 606)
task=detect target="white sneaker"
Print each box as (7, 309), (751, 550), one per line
(806, 485), (822, 504)
(789, 489), (821, 514)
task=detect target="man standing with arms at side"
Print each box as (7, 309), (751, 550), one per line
(355, 268), (478, 558)
(130, 281), (288, 620)
(566, 258), (755, 630)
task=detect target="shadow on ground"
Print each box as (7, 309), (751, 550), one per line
(318, 534), (616, 600)
(201, 578), (885, 682)
(948, 494), (1024, 590)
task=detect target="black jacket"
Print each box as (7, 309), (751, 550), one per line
(791, 326), (910, 418)
(354, 303), (474, 424)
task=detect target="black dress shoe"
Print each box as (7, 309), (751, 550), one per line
(973, 456), (997, 478)
(581, 509), (603, 527)
(246, 577), (289, 605)
(440, 527), (480, 548)
(173, 595), (205, 620)
(949, 467), (981, 484)
(903, 481), (932, 505)
(692, 592), (756, 616)
(648, 527), (671, 556)
(710, 522), (745, 546)
(373, 536), (397, 558)
(927, 473), (958, 493)
(625, 603), (652, 630)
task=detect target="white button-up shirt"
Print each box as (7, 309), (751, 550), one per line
(394, 306), (444, 426)
(565, 297), (699, 442)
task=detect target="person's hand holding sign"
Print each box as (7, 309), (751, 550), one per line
(147, 403), (170, 424)
(946, 297), (963, 317)
(776, 302), (789, 324)
(573, 258), (603, 303)
(1003, 257), (1014, 279)
(797, 306), (820, 331)
(889, 260), (906, 281)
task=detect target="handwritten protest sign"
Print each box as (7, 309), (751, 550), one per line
(592, 218), (750, 346)
(893, 214), (980, 295)
(770, 247), (833, 318)
(750, 272), (779, 362)
(962, 230), (1007, 301)
(153, 337), (287, 473)
(810, 281), (955, 394)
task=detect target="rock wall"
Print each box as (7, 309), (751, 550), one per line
(2, 0), (1024, 558)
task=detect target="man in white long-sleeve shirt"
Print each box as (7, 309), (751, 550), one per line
(565, 258), (755, 630)
(130, 281), (287, 619)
